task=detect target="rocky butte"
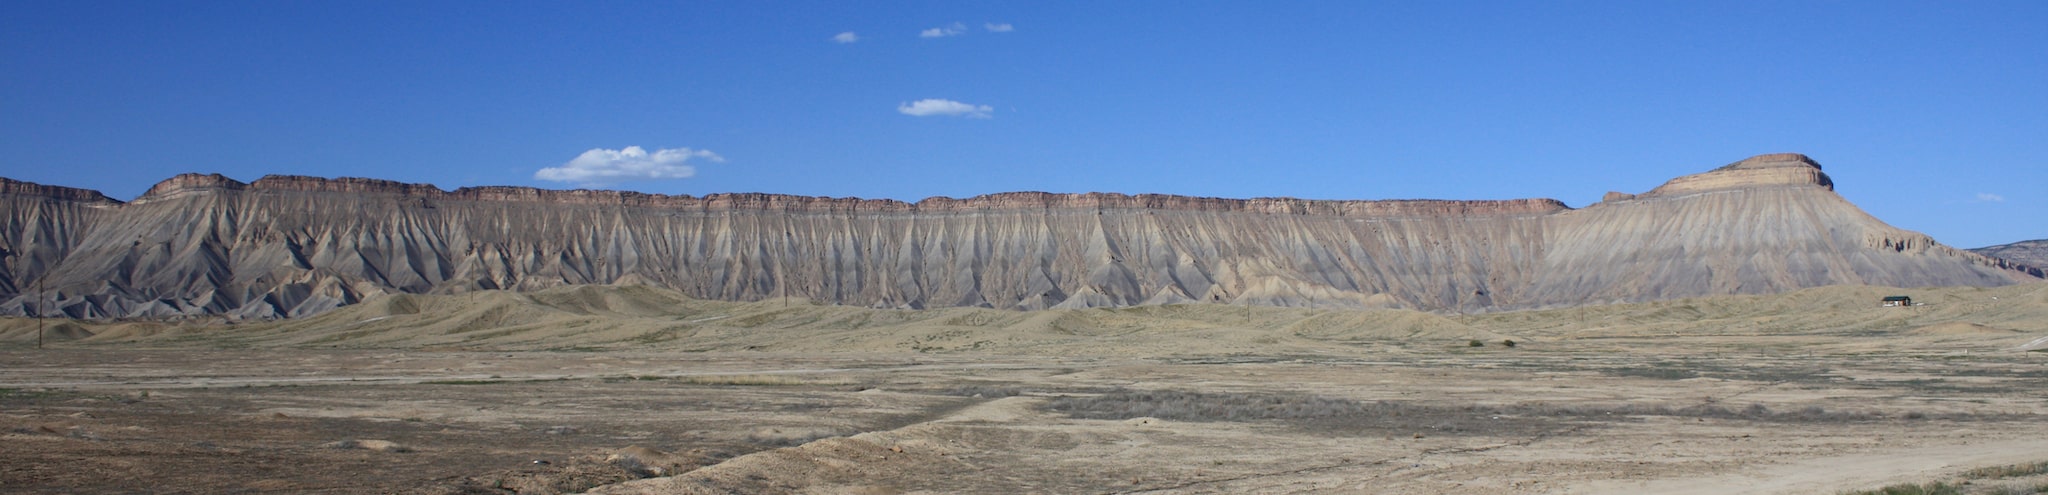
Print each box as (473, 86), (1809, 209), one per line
(0, 153), (2039, 319)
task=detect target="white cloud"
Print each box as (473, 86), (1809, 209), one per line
(1976, 192), (2005, 203)
(534, 146), (723, 186)
(984, 23), (1014, 32)
(920, 22), (967, 38)
(832, 32), (859, 43)
(898, 99), (993, 118)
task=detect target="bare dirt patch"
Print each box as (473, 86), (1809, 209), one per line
(3, 283), (2045, 493)
(2, 343), (2043, 494)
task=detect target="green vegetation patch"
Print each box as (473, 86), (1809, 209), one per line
(0, 387), (67, 400)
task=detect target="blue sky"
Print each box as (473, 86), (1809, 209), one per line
(2, 1), (2042, 248)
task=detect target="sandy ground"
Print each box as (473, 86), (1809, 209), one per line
(4, 342), (2046, 494)
(3, 282), (2046, 494)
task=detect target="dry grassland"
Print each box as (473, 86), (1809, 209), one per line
(2, 282), (2046, 494)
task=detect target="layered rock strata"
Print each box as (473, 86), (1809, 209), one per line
(1971, 240), (2048, 271)
(1, 154), (2036, 318)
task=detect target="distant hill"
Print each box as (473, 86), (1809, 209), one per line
(1, 153), (2040, 319)
(1971, 239), (2048, 271)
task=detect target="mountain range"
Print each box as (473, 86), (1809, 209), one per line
(1, 153), (2038, 319)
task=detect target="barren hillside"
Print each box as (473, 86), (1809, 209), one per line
(1973, 239), (2048, 270)
(1, 153), (2036, 318)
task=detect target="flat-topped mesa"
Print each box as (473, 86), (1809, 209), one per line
(132, 173), (249, 202)
(444, 187), (1572, 216)
(248, 175), (448, 197)
(1642, 153), (1835, 197)
(1714, 152), (1824, 172)
(912, 192), (1568, 216)
(626, 191), (1567, 216)
(117, 172), (1575, 217)
(135, 173), (449, 203)
(0, 177), (118, 204)
(449, 189), (1569, 216)
(0, 152), (2036, 319)
(450, 185), (679, 206)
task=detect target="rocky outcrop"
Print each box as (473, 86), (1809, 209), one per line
(0, 153), (2037, 319)
(0, 177), (118, 203)
(1642, 153), (1835, 197)
(1971, 240), (2048, 274)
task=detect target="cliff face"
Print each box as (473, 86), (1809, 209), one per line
(1972, 240), (2048, 271)
(0, 154), (2036, 318)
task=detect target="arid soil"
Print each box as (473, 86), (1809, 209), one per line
(3, 283), (2046, 494)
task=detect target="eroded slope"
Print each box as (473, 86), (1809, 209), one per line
(0, 154), (2035, 318)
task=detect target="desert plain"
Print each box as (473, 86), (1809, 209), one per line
(3, 282), (2047, 494)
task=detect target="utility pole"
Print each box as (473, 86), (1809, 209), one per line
(36, 277), (45, 350)
(779, 228), (789, 307)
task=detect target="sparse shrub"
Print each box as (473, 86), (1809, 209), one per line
(321, 439), (411, 452)
(1468, 340), (1485, 347)
(1041, 389), (1552, 436)
(1965, 460), (2048, 480)
(1517, 401), (1904, 423)
(1502, 340), (1516, 348)
(1838, 460), (2048, 495)
(1997, 485), (2048, 495)
(1839, 481), (1964, 495)
(937, 385), (1029, 398)
(66, 427), (104, 441)
(609, 456), (658, 478)
(672, 374), (813, 387)
(1046, 390), (1374, 422)
(1604, 366), (1699, 380)
(744, 429), (842, 447)
(780, 400), (833, 412)
(421, 379), (505, 385)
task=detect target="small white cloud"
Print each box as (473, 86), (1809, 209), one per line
(920, 22), (967, 38)
(1976, 192), (2005, 203)
(898, 99), (993, 118)
(832, 32), (859, 43)
(535, 146), (723, 186)
(985, 23), (1014, 32)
